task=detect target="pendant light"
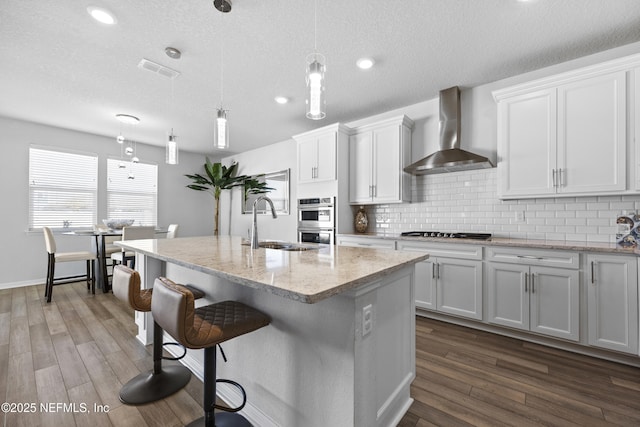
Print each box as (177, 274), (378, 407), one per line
(165, 63), (180, 165)
(214, 0), (231, 150)
(306, 0), (326, 120)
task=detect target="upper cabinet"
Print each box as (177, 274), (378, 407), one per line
(495, 71), (627, 198)
(294, 123), (350, 185)
(493, 54), (640, 199)
(348, 115), (413, 204)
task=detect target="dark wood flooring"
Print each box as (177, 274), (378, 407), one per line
(1, 281), (640, 426)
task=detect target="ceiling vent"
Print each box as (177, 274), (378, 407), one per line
(137, 58), (181, 79)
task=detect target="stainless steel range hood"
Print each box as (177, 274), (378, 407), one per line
(404, 86), (493, 175)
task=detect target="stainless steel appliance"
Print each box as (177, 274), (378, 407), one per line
(297, 197), (335, 245)
(400, 231), (492, 240)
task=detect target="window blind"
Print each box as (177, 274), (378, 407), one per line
(107, 159), (158, 226)
(29, 146), (98, 230)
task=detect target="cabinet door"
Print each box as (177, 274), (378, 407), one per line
(297, 138), (317, 184)
(436, 259), (483, 320)
(315, 132), (337, 182)
(349, 132), (373, 203)
(587, 254), (639, 354)
(497, 89), (557, 198)
(415, 260), (436, 311)
(529, 266), (579, 341)
(487, 263), (529, 331)
(372, 125), (401, 203)
(557, 71), (626, 194)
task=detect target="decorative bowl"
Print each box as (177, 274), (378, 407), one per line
(102, 219), (135, 230)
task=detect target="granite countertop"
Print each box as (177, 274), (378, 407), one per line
(116, 235), (428, 304)
(338, 233), (639, 255)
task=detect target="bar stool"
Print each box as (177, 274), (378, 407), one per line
(151, 276), (270, 427)
(111, 265), (206, 405)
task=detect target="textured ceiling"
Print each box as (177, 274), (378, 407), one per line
(2, 0), (640, 156)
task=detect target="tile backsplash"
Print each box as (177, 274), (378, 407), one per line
(369, 168), (640, 243)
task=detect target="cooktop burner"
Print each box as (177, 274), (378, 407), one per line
(400, 231), (492, 240)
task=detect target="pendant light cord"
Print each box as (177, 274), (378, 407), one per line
(313, 0), (318, 52)
(220, 10), (224, 109)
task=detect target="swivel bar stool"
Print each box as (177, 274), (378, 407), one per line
(151, 276), (270, 427)
(111, 265), (205, 404)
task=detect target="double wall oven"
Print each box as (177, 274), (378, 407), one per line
(297, 197), (335, 245)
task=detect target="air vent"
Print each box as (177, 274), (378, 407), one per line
(137, 58), (181, 79)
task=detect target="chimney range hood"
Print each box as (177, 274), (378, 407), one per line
(404, 86), (493, 175)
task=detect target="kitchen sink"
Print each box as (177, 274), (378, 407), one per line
(242, 240), (318, 251)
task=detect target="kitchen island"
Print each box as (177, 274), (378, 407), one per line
(116, 235), (428, 427)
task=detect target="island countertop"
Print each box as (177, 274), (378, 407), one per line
(116, 235), (428, 303)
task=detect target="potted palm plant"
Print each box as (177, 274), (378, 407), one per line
(185, 158), (247, 236)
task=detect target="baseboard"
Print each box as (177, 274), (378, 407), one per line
(163, 333), (280, 427)
(0, 279), (44, 291)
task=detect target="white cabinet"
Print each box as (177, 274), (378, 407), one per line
(495, 70), (627, 199)
(398, 241), (483, 320)
(294, 123), (349, 184)
(586, 253), (639, 354)
(349, 116), (413, 204)
(336, 235), (396, 250)
(486, 247), (580, 341)
(487, 263), (580, 341)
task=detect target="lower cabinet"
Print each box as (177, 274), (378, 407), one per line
(398, 241), (483, 320)
(586, 253), (639, 354)
(487, 262), (580, 341)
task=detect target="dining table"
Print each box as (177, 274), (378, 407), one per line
(65, 228), (167, 292)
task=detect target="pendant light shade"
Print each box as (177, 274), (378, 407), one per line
(306, 53), (326, 120)
(166, 130), (179, 165)
(214, 109), (229, 150)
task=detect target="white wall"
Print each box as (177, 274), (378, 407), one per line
(0, 116), (215, 288)
(220, 139), (298, 242)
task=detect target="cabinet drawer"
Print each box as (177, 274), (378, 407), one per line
(487, 247), (579, 269)
(337, 236), (396, 250)
(397, 241), (483, 260)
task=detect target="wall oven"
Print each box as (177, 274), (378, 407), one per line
(297, 197), (335, 245)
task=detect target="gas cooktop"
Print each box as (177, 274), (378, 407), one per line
(400, 231), (492, 240)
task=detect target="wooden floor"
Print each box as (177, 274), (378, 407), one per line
(1, 281), (640, 426)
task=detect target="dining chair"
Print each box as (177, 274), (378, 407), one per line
(111, 226), (155, 269)
(166, 224), (179, 239)
(42, 226), (97, 303)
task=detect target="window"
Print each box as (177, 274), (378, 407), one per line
(29, 146), (98, 230)
(107, 158), (158, 226)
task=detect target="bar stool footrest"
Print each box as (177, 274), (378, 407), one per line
(162, 341), (188, 361)
(213, 379), (247, 412)
(119, 364), (191, 405)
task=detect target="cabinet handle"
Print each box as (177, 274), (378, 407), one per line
(432, 263), (436, 279)
(436, 263), (440, 280)
(531, 273), (535, 294)
(552, 169), (557, 188)
(373, 185), (377, 197)
(558, 168), (564, 187)
(517, 255), (542, 260)
(591, 261), (596, 284)
(524, 272), (528, 293)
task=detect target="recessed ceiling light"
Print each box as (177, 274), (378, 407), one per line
(87, 6), (117, 25)
(356, 58), (375, 70)
(115, 114), (140, 125)
(274, 96), (289, 104)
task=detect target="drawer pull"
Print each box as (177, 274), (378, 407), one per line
(517, 255), (542, 260)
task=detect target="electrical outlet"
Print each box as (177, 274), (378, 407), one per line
(362, 304), (373, 336)
(515, 211), (525, 223)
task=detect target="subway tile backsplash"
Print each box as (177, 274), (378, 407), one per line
(369, 168), (640, 243)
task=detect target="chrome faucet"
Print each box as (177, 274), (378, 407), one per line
(251, 196), (278, 249)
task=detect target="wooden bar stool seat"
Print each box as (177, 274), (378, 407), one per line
(151, 276), (270, 427)
(111, 265), (205, 405)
